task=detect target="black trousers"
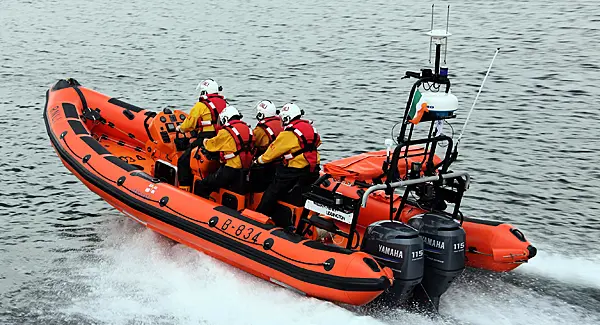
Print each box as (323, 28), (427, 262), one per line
(195, 165), (244, 198)
(177, 131), (216, 187)
(248, 163), (277, 193)
(256, 165), (319, 227)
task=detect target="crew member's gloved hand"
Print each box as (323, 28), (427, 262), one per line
(201, 147), (219, 161)
(175, 125), (181, 132)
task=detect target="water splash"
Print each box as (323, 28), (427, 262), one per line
(516, 250), (600, 289)
(59, 219), (599, 325)
(61, 219), (440, 325)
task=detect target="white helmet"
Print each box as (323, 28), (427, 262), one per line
(280, 102), (303, 125)
(196, 79), (222, 96)
(255, 100), (278, 120)
(219, 105), (241, 125)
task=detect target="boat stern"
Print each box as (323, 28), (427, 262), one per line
(462, 219), (536, 272)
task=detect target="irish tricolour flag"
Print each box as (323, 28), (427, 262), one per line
(408, 89), (429, 124)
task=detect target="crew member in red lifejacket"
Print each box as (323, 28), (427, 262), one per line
(249, 100), (283, 192)
(254, 103), (321, 227)
(193, 105), (255, 198)
(177, 79), (227, 192)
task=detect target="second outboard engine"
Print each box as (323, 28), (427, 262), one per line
(362, 220), (424, 305)
(408, 213), (466, 310)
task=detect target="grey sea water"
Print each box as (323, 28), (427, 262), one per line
(1, 0), (599, 324)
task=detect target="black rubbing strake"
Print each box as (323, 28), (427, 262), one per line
(80, 136), (111, 155)
(271, 229), (304, 243)
(68, 120), (89, 135)
(104, 156), (139, 172)
(303, 241), (354, 255)
(109, 98), (143, 112)
(62, 103), (79, 119)
(463, 216), (502, 227)
(131, 171), (159, 183)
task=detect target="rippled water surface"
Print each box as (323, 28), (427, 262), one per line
(1, 0), (599, 324)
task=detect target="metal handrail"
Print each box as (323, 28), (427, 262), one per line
(360, 171), (470, 207)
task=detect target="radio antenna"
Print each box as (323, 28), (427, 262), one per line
(455, 48), (501, 146)
(444, 5), (450, 64)
(429, 4), (434, 64)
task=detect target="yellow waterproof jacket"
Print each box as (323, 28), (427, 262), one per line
(203, 130), (242, 169)
(257, 130), (321, 169)
(253, 126), (270, 152)
(179, 102), (216, 133)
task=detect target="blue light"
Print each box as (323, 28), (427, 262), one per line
(440, 66), (449, 77)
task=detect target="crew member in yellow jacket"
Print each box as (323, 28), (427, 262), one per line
(193, 106), (255, 197)
(254, 103), (321, 227)
(249, 100), (283, 192)
(177, 79), (228, 191)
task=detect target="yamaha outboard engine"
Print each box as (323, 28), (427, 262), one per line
(362, 220), (424, 305)
(408, 213), (466, 310)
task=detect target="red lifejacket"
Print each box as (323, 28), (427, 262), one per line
(220, 120), (254, 169)
(196, 94), (227, 131)
(283, 119), (320, 172)
(256, 116), (283, 151)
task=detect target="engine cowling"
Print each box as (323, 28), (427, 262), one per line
(408, 212), (466, 309)
(361, 220), (424, 303)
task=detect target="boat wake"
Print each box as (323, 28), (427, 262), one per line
(517, 250), (600, 289)
(60, 219), (600, 325)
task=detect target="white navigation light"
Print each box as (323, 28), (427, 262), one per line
(426, 29), (452, 40)
(420, 91), (458, 118)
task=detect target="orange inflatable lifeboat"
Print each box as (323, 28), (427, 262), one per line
(43, 79), (394, 306)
